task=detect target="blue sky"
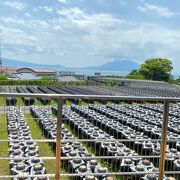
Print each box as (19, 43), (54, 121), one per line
(0, 0), (180, 73)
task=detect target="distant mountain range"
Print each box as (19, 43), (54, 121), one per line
(3, 58), (65, 70)
(3, 58), (139, 72)
(82, 60), (139, 71)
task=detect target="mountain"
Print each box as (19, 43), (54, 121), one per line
(3, 58), (139, 72)
(3, 58), (65, 70)
(81, 60), (140, 71)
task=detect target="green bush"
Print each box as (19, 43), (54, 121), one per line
(0, 79), (88, 86)
(127, 73), (145, 80)
(0, 74), (8, 80)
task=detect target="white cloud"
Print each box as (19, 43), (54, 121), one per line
(0, 17), (50, 29)
(4, 1), (26, 11)
(57, 0), (67, 4)
(51, 8), (180, 69)
(24, 13), (32, 17)
(0, 8), (126, 66)
(0, 25), (46, 54)
(138, 3), (178, 17)
(57, 7), (125, 28)
(39, 6), (54, 13)
(0, 26), (36, 45)
(1, 6), (180, 70)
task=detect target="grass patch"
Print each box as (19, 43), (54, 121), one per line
(16, 97), (25, 106)
(50, 99), (57, 106)
(106, 101), (113, 105)
(65, 100), (72, 106)
(24, 113), (55, 157)
(78, 100), (88, 106)
(94, 101), (102, 105)
(0, 113), (10, 178)
(0, 160), (10, 178)
(0, 97), (5, 106)
(34, 99), (43, 106)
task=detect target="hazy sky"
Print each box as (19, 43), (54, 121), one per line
(0, 0), (180, 72)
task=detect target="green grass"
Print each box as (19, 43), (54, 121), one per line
(24, 113), (70, 180)
(94, 101), (102, 105)
(106, 101), (114, 105)
(34, 99), (44, 106)
(78, 100), (88, 106)
(50, 99), (57, 106)
(0, 113), (10, 178)
(0, 97), (5, 106)
(16, 97), (25, 106)
(65, 100), (72, 106)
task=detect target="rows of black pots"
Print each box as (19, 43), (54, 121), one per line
(52, 106), (171, 180)
(7, 106), (48, 180)
(140, 104), (180, 118)
(107, 104), (180, 137)
(91, 81), (180, 97)
(30, 106), (110, 180)
(26, 86), (51, 105)
(16, 86), (35, 105)
(6, 86), (17, 106)
(69, 105), (180, 177)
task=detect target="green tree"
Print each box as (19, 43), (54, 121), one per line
(128, 69), (139, 75)
(127, 69), (145, 80)
(138, 58), (173, 81)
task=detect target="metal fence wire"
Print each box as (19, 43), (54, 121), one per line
(0, 93), (180, 180)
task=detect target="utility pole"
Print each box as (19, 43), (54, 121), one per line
(0, 29), (2, 74)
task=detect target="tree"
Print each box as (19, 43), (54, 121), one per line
(127, 69), (145, 80)
(128, 69), (139, 75)
(138, 58), (173, 81)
